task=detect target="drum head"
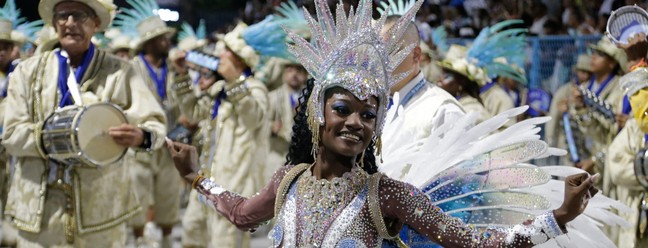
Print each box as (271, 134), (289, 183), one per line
(607, 5), (648, 45)
(76, 103), (128, 166)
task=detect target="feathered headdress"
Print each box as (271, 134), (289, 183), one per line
(178, 19), (207, 51)
(275, 1), (310, 40)
(223, 13), (299, 70)
(251, 1), (310, 91)
(112, 0), (175, 51)
(377, 0), (417, 18)
(286, 0), (423, 154)
(0, 0), (44, 46)
(102, 27), (135, 52)
(431, 26), (449, 57)
(439, 20), (527, 86)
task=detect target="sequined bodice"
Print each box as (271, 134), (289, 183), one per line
(270, 166), (382, 247)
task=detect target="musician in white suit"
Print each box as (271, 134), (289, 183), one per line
(570, 37), (627, 174)
(606, 71), (648, 248)
(379, 16), (465, 147)
(2, 0), (166, 246)
(266, 63), (307, 180)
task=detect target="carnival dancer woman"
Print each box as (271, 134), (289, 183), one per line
(165, 1), (599, 247)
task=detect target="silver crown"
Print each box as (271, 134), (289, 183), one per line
(286, 0), (423, 154)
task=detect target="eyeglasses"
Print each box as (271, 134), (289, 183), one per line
(54, 11), (95, 25)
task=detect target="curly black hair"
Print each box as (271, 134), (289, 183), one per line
(284, 78), (379, 174)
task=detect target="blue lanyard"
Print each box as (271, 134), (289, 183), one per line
(1, 62), (16, 97)
(289, 93), (297, 109)
(55, 44), (95, 107)
(480, 81), (496, 94)
(140, 54), (168, 100)
(504, 87), (522, 107)
(622, 96), (632, 115)
(587, 74), (614, 97)
(211, 90), (227, 120)
(400, 79), (426, 107)
(211, 71), (252, 120)
(563, 113), (580, 163)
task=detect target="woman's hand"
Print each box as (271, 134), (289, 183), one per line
(554, 173), (600, 227)
(166, 138), (200, 183)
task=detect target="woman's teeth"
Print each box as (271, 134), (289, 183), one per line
(341, 133), (360, 141)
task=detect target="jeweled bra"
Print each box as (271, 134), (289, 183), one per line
(270, 164), (376, 247)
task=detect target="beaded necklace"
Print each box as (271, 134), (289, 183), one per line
(295, 164), (368, 246)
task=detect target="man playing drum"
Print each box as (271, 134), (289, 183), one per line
(1, 0), (167, 246)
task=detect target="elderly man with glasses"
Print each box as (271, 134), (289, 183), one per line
(1, 0), (166, 246)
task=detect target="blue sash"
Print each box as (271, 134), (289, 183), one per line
(479, 81), (496, 94)
(587, 74), (614, 97)
(55, 44), (95, 107)
(1, 61), (16, 97)
(140, 54), (168, 100)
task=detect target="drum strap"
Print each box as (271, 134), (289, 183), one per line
(46, 162), (75, 243)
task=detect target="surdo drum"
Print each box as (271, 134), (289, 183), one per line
(41, 103), (128, 168)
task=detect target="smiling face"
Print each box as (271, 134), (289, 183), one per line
(320, 87), (378, 158)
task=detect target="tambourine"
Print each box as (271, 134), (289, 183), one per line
(186, 50), (220, 71)
(606, 5), (648, 45)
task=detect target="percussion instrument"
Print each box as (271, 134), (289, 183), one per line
(579, 86), (616, 121)
(186, 50), (220, 71)
(41, 103), (128, 168)
(607, 5), (648, 45)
